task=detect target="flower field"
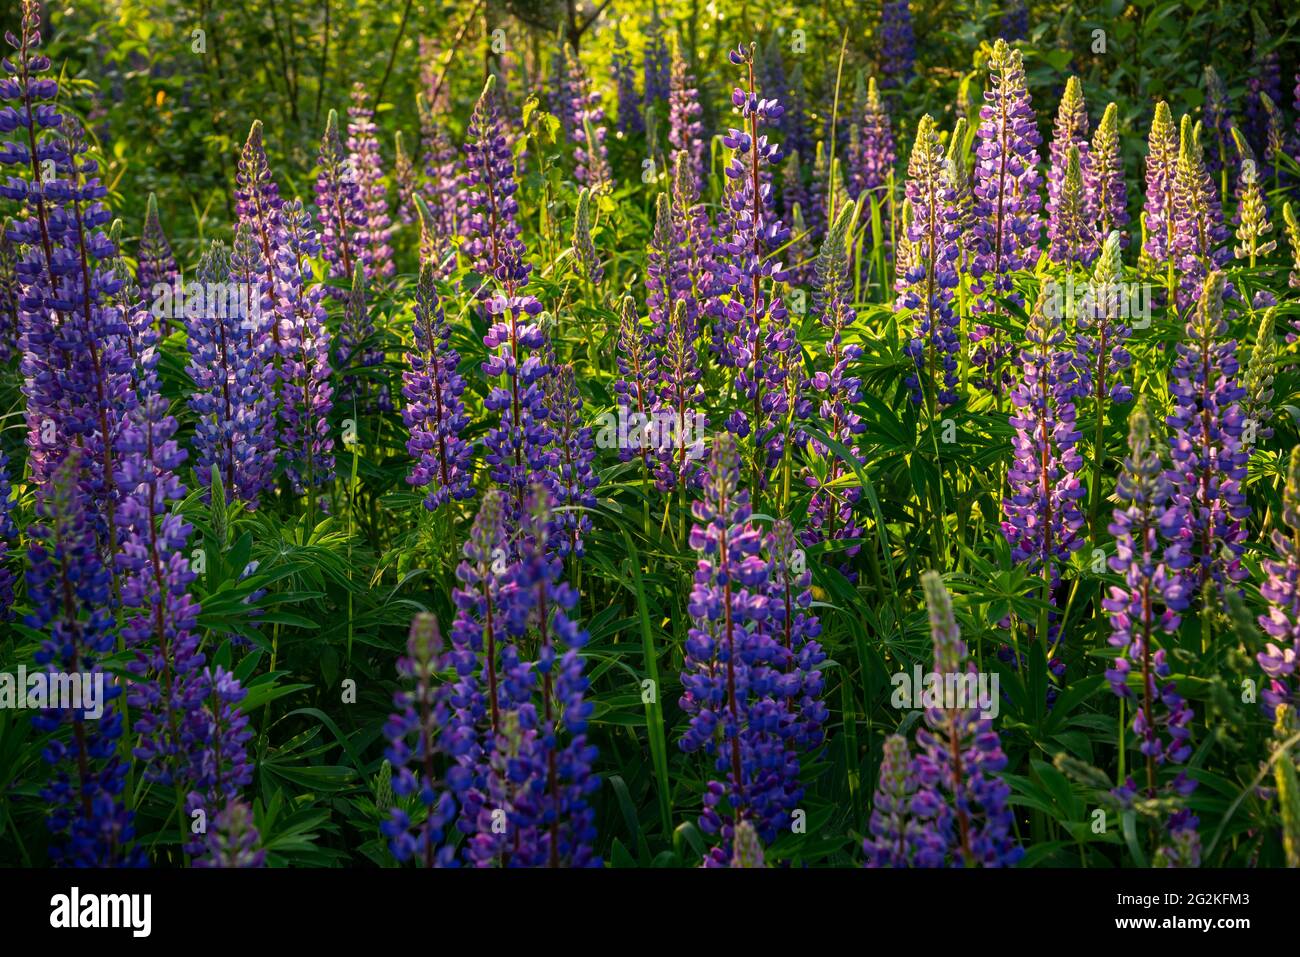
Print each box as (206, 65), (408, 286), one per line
(1, 0), (1300, 873)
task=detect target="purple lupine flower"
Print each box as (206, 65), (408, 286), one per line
(1142, 101), (1179, 269)
(335, 264), (378, 410)
(481, 291), (553, 528)
(0, 447), (13, 617)
(781, 150), (809, 241)
(1046, 77), (1094, 266)
(970, 39), (1043, 393)
(234, 121), (286, 344)
(1002, 284), (1087, 595)
(182, 664), (258, 860)
(611, 27), (642, 136)
(669, 42), (706, 190)
(393, 130), (419, 227)
(863, 734), (920, 867)
(347, 83), (395, 279)
(543, 363), (598, 558)
(314, 108), (366, 292)
(136, 192), (178, 290)
(646, 192), (691, 347)
(403, 260), (473, 510)
(784, 62), (811, 173)
(1166, 271), (1249, 593)
(382, 613), (459, 866)
(547, 43), (578, 136)
(564, 46), (612, 194)
(680, 436), (807, 863)
(462, 75), (530, 297)
(1103, 400), (1194, 797)
(651, 299), (707, 492)
(274, 199), (335, 496)
(26, 456), (144, 866)
(879, 1), (916, 88)
(898, 114), (961, 409)
(1089, 103), (1129, 247)
(613, 295), (658, 472)
(708, 44), (793, 488)
(911, 571), (1022, 867)
(765, 518), (828, 752)
(572, 186), (602, 286)
(1000, 0), (1029, 39)
(642, 8), (670, 110)
(416, 91), (460, 273)
(185, 238), (275, 507)
(1153, 811), (1202, 867)
(1170, 115), (1230, 312)
(1258, 447), (1300, 719)
(851, 76), (896, 230)
(1245, 13), (1282, 156)
(1202, 66), (1234, 180)
(191, 798), (265, 868)
(670, 152), (712, 338)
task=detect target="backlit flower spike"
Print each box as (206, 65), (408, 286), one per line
(880, 1), (916, 88)
(911, 571), (1022, 867)
(862, 733), (920, 867)
(651, 298), (707, 493)
(1089, 103), (1129, 246)
(393, 130), (417, 226)
(415, 90), (460, 261)
(1077, 231), (1134, 410)
(1142, 101), (1179, 269)
(1258, 92), (1286, 190)
(642, 5), (670, 110)
(403, 259), (474, 510)
(970, 38), (1042, 394)
(573, 187), (602, 286)
(1046, 78), (1092, 253)
(611, 27), (642, 136)
(856, 77), (897, 245)
(1242, 307), (1276, 448)
(462, 75), (529, 297)
(1170, 114), (1230, 313)
(1285, 202), (1300, 295)
(234, 120), (286, 332)
(613, 295), (658, 470)
(347, 83), (395, 279)
(382, 613), (459, 866)
(1259, 446), (1300, 718)
(670, 152), (711, 332)
(314, 108), (366, 291)
(668, 40), (706, 191)
(543, 364), (598, 558)
(730, 820), (765, 868)
(27, 455), (144, 867)
(1001, 283), (1087, 598)
(898, 114), (961, 410)
(946, 118), (975, 280)
(564, 45), (612, 194)
(1049, 145), (1095, 266)
(1165, 270), (1249, 593)
(137, 192), (178, 290)
(1102, 399), (1193, 797)
(273, 199), (335, 496)
(765, 518), (828, 753)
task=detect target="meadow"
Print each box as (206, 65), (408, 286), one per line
(0, 0), (1298, 870)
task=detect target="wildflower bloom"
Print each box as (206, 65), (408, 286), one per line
(642, 8), (670, 110)
(416, 90), (460, 269)
(1258, 447), (1300, 719)
(1170, 115), (1230, 312)
(234, 121), (286, 328)
(880, 2), (916, 88)
(1232, 129), (1276, 267)
(863, 734), (920, 867)
(1142, 102), (1179, 269)
(403, 261), (473, 510)
(851, 76), (896, 231)
(1165, 271), (1249, 592)
(1001, 284), (1087, 594)
(191, 799), (265, 868)
(313, 108), (366, 290)
(668, 42), (706, 190)
(649, 300), (706, 492)
(27, 458), (143, 866)
(1089, 103), (1129, 246)
(572, 187), (602, 286)
(970, 39), (1043, 392)
(347, 83), (395, 279)
(564, 45), (612, 193)
(613, 295), (658, 470)
(1046, 77), (1095, 265)
(1245, 13), (1282, 154)
(335, 263), (387, 411)
(182, 665), (258, 859)
(1103, 401), (1193, 796)
(543, 363), (598, 558)
(911, 572), (1022, 867)
(1202, 66), (1234, 179)
(136, 192), (178, 290)
(0, 448), (13, 617)
(461, 76), (529, 296)
(611, 28), (642, 136)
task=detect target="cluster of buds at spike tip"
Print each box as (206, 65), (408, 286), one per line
(1230, 128), (1276, 267)
(572, 187), (602, 286)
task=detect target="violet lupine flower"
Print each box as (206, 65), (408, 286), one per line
(680, 436), (808, 863)
(182, 664), (258, 859)
(765, 518), (828, 752)
(1002, 284), (1087, 595)
(115, 393), (207, 788)
(347, 83), (395, 280)
(651, 299), (707, 492)
(1245, 13), (1282, 156)
(851, 76), (896, 226)
(1202, 66), (1234, 180)
(1089, 103), (1129, 247)
(1142, 101), (1180, 270)
(642, 8), (671, 111)
(543, 363), (598, 558)
(1046, 77), (1094, 266)
(0, 448), (13, 617)
(462, 75), (530, 297)
(1170, 114), (1231, 313)
(646, 191), (691, 347)
(481, 291), (553, 528)
(274, 199), (335, 496)
(1258, 447), (1300, 719)
(314, 108), (366, 292)
(1048, 146), (1095, 266)
(191, 799), (265, 868)
(862, 734), (920, 867)
(1166, 271), (1249, 593)
(1077, 233), (1134, 455)
(185, 239), (274, 507)
(911, 572), (1022, 867)
(27, 457), (144, 867)
(781, 150), (809, 236)
(670, 152), (712, 334)
(136, 192), (178, 290)
(382, 613), (459, 867)
(708, 44), (793, 487)
(1103, 400), (1194, 798)
(563, 45), (612, 193)
(898, 114), (961, 410)
(668, 42), (706, 191)
(546, 44), (578, 136)
(970, 39), (1043, 394)
(234, 121), (286, 335)
(879, 2), (916, 88)
(403, 260), (473, 511)
(611, 28), (642, 136)
(784, 62), (812, 174)
(1000, 0), (1029, 39)
(1153, 811), (1202, 867)
(416, 91), (461, 271)
(613, 295), (658, 472)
